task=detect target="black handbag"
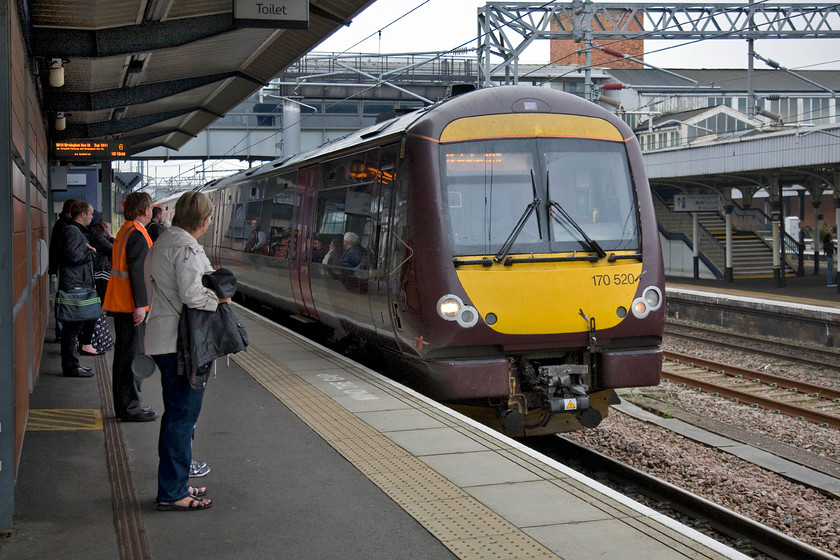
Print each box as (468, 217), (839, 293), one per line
(56, 287), (101, 322)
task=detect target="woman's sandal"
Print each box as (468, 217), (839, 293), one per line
(157, 496), (212, 511)
(189, 486), (207, 497)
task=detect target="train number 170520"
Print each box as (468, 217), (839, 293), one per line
(591, 273), (639, 286)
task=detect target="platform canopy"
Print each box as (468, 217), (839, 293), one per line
(27, 0), (375, 156)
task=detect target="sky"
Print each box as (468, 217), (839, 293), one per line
(314, 0), (840, 70)
(122, 1), (840, 181)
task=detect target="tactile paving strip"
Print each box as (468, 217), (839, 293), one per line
(26, 408), (102, 431)
(234, 343), (563, 560)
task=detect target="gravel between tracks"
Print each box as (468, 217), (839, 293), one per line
(563, 335), (840, 557)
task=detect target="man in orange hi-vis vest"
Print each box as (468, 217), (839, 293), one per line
(103, 192), (157, 422)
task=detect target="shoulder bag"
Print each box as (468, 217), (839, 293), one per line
(56, 287), (101, 322)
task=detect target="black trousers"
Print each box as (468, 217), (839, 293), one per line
(60, 319), (95, 373)
(111, 313), (146, 417)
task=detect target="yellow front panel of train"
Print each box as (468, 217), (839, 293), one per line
(456, 257), (643, 334)
(440, 114), (627, 143)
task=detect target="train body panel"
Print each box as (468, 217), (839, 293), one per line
(454, 256), (644, 334)
(190, 85), (663, 436)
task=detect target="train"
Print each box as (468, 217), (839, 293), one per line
(158, 85), (665, 437)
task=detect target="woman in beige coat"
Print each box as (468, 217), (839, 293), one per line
(144, 191), (231, 511)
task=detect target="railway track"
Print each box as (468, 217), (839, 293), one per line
(530, 436), (838, 560)
(664, 322), (840, 371)
(662, 351), (840, 430)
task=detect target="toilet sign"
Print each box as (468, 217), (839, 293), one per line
(233, 0), (309, 28)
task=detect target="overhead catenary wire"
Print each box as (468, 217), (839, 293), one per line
(130, 0), (560, 188)
(128, 1), (840, 188)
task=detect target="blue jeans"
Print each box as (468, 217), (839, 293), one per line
(828, 255), (835, 285)
(154, 353), (205, 502)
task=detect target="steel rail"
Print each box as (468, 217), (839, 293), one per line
(541, 436), (839, 560)
(663, 350), (840, 401)
(661, 361), (840, 430)
(664, 323), (840, 372)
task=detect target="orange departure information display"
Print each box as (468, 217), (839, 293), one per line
(53, 140), (128, 161)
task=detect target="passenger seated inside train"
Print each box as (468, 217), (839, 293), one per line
(271, 230), (291, 258)
(339, 232), (366, 268)
(322, 238), (342, 266)
(310, 239), (324, 263)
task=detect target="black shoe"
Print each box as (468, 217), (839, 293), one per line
(63, 366), (94, 377)
(119, 409), (158, 422)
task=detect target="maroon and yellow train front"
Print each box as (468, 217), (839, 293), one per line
(205, 85), (664, 437)
(389, 87), (664, 436)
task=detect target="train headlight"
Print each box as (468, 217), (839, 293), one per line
(436, 294), (480, 328)
(437, 295), (462, 319)
(643, 286), (663, 310)
(632, 300), (648, 317)
(631, 286), (663, 319)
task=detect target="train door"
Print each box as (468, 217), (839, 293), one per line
(290, 166), (319, 319)
(369, 144), (400, 350)
(210, 190), (224, 267)
(387, 141), (415, 355)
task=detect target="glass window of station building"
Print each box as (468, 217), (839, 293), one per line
(635, 94), (838, 152)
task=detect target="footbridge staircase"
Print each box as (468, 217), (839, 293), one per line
(654, 195), (799, 279)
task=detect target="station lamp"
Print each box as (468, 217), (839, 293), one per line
(49, 58), (64, 88)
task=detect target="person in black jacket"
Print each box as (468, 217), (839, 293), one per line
(103, 192), (157, 422)
(88, 212), (115, 353)
(49, 198), (75, 341)
(147, 206), (165, 242)
(339, 231), (366, 268)
(58, 200), (98, 377)
(89, 211), (114, 300)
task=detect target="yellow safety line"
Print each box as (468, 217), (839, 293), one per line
(233, 344), (562, 560)
(26, 409), (103, 431)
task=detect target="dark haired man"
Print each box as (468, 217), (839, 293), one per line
(103, 192), (158, 422)
(147, 206), (165, 242)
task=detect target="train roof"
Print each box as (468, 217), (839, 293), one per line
(203, 85), (632, 190)
(204, 104), (429, 190)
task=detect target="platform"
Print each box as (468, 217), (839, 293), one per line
(0, 306), (748, 560)
(666, 267), (840, 308)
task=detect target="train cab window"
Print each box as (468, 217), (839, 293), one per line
(441, 137), (638, 256)
(542, 139), (638, 252)
(442, 144), (540, 256)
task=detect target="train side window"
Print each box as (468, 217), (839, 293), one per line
(269, 173), (296, 259)
(219, 197), (236, 250)
(315, 148), (381, 265)
(371, 144), (399, 271)
(226, 201), (248, 251)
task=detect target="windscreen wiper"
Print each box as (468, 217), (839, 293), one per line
(494, 170), (543, 263)
(546, 171), (607, 260)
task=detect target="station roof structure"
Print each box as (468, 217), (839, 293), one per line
(606, 68), (840, 95)
(27, 0), (375, 156)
